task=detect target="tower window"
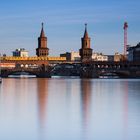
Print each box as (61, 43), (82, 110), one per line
(86, 42), (87, 47)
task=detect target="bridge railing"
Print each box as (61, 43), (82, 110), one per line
(0, 56), (66, 61)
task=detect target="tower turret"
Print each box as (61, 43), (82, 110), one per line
(82, 23), (91, 49)
(36, 23), (49, 57)
(79, 24), (93, 62)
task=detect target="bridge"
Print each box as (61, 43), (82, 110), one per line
(1, 66), (52, 78)
(1, 23), (140, 78)
(1, 56), (140, 78)
(80, 61), (140, 78)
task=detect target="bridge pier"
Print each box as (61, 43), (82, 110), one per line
(37, 65), (51, 78)
(36, 72), (51, 78)
(1, 70), (9, 78)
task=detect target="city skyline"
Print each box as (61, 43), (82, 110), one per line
(0, 0), (140, 56)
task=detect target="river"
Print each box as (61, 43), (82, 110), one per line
(0, 78), (140, 140)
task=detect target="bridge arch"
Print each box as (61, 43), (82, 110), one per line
(99, 71), (130, 78)
(7, 70), (38, 77)
(1, 69), (40, 78)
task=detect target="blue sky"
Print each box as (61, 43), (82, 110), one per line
(0, 0), (140, 56)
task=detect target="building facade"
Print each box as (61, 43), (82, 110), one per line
(79, 24), (93, 62)
(127, 43), (140, 61)
(60, 52), (71, 61)
(36, 23), (49, 57)
(13, 48), (28, 57)
(92, 53), (108, 61)
(60, 52), (80, 61)
(114, 52), (124, 62)
(60, 51), (110, 62)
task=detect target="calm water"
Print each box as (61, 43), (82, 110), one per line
(0, 78), (140, 140)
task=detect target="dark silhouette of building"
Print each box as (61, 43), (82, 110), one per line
(60, 52), (71, 61)
(36, 23), (49, 57)
(127, 43), (140, 62)
(79, 24), (93, 62)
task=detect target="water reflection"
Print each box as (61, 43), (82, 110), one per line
(0, 79), (140, 140)
(123, 81), (128, 140)
(80, 79), (130, 140)
(80, 79), (92, 140)
(37, 79), (49, 128)
(0, 78), (39, 140)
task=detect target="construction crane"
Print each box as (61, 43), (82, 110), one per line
(123, 22), (128, 56)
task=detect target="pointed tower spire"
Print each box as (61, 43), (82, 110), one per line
(84, 23), (89, 38)
(40, 22), (45, 37)
(79, 23), (92, 62)
(36, 23), (49, 57)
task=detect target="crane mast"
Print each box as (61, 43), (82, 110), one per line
(124, 22), (128, 56)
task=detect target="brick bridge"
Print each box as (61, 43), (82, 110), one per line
(1, 58), (140, 78)
(80, 61), (140, 78)
(1, 67), (51, 78)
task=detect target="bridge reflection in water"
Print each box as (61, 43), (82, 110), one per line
(1, 78), (140, 140)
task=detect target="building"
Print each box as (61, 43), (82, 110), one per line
(60, 52), (80, 61)
(60, 52), (71, 61)
(71, 51), (81, 61)
(60, 51), (109, 62)
(114, 52), (122, 62)
(13, 48), (28, 57)
(79, 24), (93, 62)
(0, 63), (15, 68)
(107, 55), (114, 62)
(36, 23), (49, 57)
(127, 43), (140, 62)
(92, 53), (108, 61)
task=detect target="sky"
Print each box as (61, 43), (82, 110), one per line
(0, 0), (140, 56)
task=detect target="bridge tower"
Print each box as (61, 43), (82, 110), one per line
(36, 23), (49, 57)
(79, 24), (93, 62)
